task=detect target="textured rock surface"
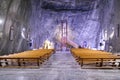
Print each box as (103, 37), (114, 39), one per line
(29, 0), (101, 49)
(0, 0), (31, 54)
(0, 0), (120, 54)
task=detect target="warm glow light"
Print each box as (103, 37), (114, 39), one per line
(43, 39), (54, 49)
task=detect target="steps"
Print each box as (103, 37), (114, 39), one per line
(41, 51), (80, 69)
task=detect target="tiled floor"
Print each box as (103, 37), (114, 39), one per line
(0, 51), (120, 80)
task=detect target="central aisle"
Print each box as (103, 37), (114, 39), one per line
(42, 51), (80, 69)
(39, 51), (87, 80)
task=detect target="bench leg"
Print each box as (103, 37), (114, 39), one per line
(37, 59), (40, 66)
(118, 62), (120, 67)
(99, 59), (103, 67)
(18, 59), (21, 66)
(5, 59), (8, 66)
(0, 62), (2, 66)
(81, 59), (83, 68)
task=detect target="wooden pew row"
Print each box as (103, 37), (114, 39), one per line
(0, 57), (41, 67)
(79, 58), (120, 69)
(0, 49), (54, 67)
(71, 48), (112, 62)
(71, 48), (111, 54)
(71, 48), (120, 69)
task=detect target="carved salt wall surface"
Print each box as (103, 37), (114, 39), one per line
(1, 0), (120, 55)
(29, 0), (101, 49)
(98, 0), (120, 52)
(0, 0), (31, 55)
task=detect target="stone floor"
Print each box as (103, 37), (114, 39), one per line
(0, 51), (120, 80)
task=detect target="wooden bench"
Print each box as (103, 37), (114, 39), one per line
(0, 57), (41, 67)
(79, 58), (120, 69)
(0, 49), (54, 68)
(71, 48), (120, 69)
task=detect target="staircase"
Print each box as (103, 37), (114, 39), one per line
(41, 51), (80, 69)
(38, 51), (88, 80)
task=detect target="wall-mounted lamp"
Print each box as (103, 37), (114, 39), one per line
(21, 27), (26, 39)
(0, 19), (3, 24)
(104, 30), (107, 40)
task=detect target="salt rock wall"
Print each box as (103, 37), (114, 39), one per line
(30, 0), (120, 53)
(0, 0), (120, 55)
(97, 0), (120, 52)
(29, 0), (101, 49)
(0, 0), (31, 55)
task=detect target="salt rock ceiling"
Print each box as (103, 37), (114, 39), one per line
(41, 0), (96, 11)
